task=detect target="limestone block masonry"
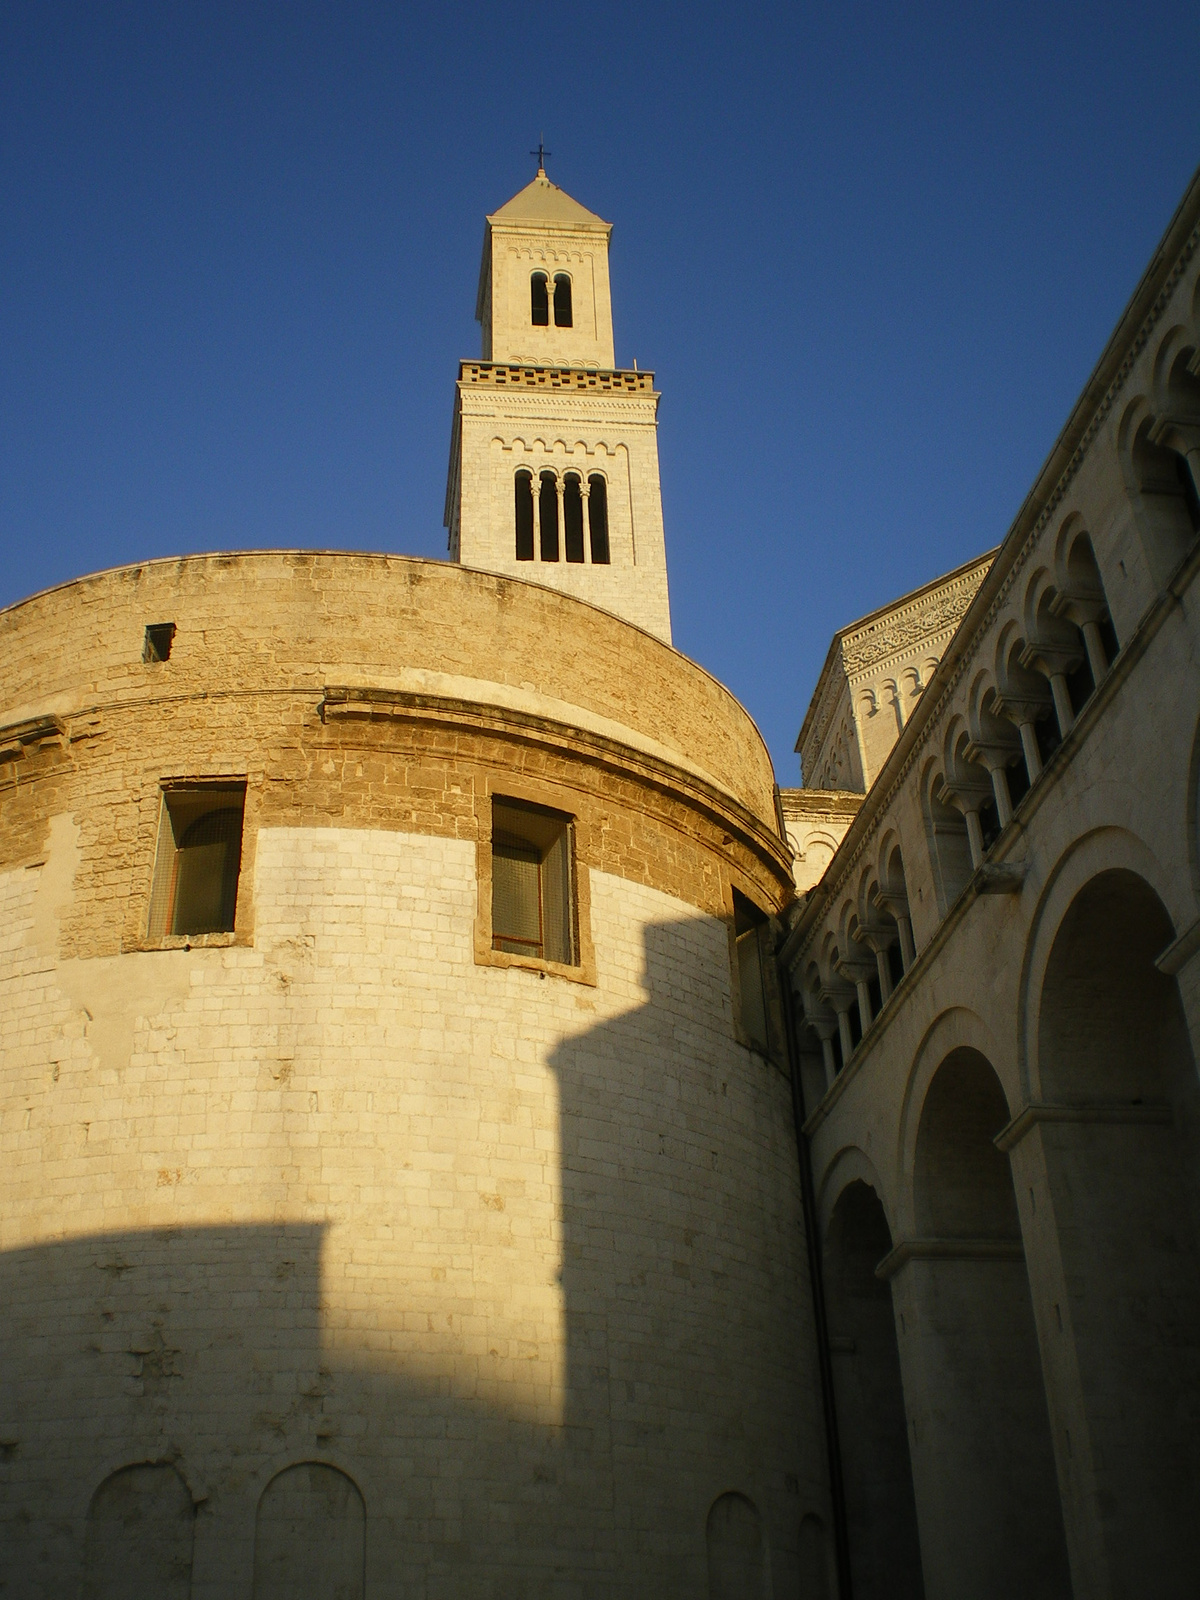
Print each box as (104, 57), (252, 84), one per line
(0, 552), (827, 1599)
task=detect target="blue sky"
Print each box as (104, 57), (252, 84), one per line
(2, 2), (1198, 775)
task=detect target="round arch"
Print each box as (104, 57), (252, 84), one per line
(1018, 824), (1185, 1100)
(895, 1005), (1009, 1238)
(815, 1144), (896, 1239)
(252, 1461), (365, 1600)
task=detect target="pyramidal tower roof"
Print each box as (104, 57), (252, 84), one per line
(488, 168), (609, 230)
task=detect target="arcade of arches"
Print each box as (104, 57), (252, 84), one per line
(817, 868), (1200, 1600)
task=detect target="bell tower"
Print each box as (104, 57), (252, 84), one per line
(445, 164), (672, 643)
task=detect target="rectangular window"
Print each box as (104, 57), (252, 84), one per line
(143, 622), (176, 662)
(147, 784), (246, 940)
(492, 797), (574, 965)
(733, 889), (770, 1051)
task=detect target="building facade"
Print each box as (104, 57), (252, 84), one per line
(783, 165), (1200, 1600)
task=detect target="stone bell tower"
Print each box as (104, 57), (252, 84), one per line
(445, 163), (672, 642)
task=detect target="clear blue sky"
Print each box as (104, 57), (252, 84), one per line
(2, 2), (1198, 776)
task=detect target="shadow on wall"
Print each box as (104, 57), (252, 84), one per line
(0, 921), (822, 1599)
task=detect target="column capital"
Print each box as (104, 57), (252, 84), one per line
(1020, 639), (1082, 679)
(1049, 589), (1107, 629)
(941, 773), (992, 816)
(964, 737), (1021, 774)
(819, 981), (857, 1017)
(835, 953), (876, 986)
(853, 919), (895, 956)
(1147, 413), (1200, 456)
(995, 691), (1052, 726)
(875, 891), (909, 923)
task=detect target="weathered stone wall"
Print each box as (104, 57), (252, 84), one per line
(0, 553), (757, 814)
(0, 554), (824, 1598)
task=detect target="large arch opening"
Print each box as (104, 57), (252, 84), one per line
(824, 1181), (923, 1600)
(1037, 869), (1200, 1593)
(902, 1049), (1070, 1599)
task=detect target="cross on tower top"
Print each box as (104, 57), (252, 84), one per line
(530, 136), (551, 176)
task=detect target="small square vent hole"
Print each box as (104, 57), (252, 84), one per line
(143, 623), (176, 663)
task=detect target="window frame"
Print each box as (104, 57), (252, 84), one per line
(474, 787), (596, 985)
(728, 886), (785, 1066)
(139, 778), (250, 950)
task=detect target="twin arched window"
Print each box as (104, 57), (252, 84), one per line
(531, 272), (572, 328)
(514, 470), (609, 564)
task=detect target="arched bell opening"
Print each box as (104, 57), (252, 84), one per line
(563, 473), (585, 563)
(552, 272), (573, 327)
(823, 1181), (924, 1600)
(1124, 407), (1199, 583)
(530, 271), (549, 326)
(514, 470), (534, 560)
(1036, 869), (1200, 1593)
(901, 1049), (1071, 1600)
(538, 471), (559, 562)
(587, 473), (610, 564)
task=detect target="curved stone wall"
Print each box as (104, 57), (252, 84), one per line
(0, 553), (824, 1598)
(0, 551), (777, 819)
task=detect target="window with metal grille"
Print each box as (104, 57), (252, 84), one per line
(147, 785), (246, 940)
(491, 798), (573, 964)
(733, 889), (770, 1051)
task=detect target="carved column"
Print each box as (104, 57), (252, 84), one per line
(996, 693), (1050, 782)
(580, 477), (592, 564)
(836, 954), (877, 1037)
(531, 469), (542, 559)
(1020, 640), (1081, 737)
(966, 738), (1018, 829)
(943, 773), (993, 870)
(1051, 590), (1109, 684)
(878, 892), (916, 970)
(811, 1016), (839, 1090)
(821, 982), (858, 1065)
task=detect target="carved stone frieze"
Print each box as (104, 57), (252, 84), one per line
(840, 585), (980, 675)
